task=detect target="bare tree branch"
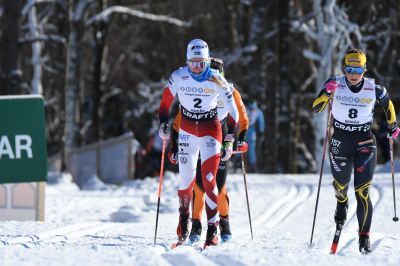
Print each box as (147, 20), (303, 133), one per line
(74, 0), (96, 21)
(22, 0), (66, 15)
(85, 6), (191, 27)
(19, 34), (66, 44)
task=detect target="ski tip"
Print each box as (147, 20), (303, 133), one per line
(193, 245), (203, 252)
(170, 241), (205, 252)
(171, 241), (185, 249)
(155, 242), (174, 252)
(330, 243), (338, 255)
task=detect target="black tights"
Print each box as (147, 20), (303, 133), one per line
(329, 129), (376, 234)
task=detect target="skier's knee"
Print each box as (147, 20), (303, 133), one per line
(333, 179), (349, 202)
(355, 181), (371, 199)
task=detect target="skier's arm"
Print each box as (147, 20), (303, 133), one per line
(224, 101), (239, 141)
(158, 72), (179, 139)
(225, 87), (247, 137)
(167, 108), (181, 164)
(212, 74), (239, 127)
(312, 77), (337, 113)
(222, 79), (239, 125)
(215, 76), (239, 161)
(172, 111), (181, 132)
(168, 120), (179, 164)
(159, 87), (175, 124)
(158, 72), (178, 124)
(233, 88), (249, 140)
(376, 84), (398, 131)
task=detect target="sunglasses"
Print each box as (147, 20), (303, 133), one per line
(187, 60), (208, 69)
(345, 66), (365, 74)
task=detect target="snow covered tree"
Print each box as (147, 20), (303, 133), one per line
(293, 0), (363, 171)
(2, 0), (400, 175)
(0, 0), (24, 95)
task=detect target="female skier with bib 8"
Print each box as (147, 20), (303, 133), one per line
(313, 48), (400, 254)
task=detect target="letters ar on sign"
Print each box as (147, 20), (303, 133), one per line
(0, 95), (47, 184)
(0, 135), (33, 159)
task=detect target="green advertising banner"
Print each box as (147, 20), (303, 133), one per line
(0, 95), (47, 184)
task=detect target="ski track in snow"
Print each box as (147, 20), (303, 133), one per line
(1, 222), (112, 247)
(1, 172), (400, 266)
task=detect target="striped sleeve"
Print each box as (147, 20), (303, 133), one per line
(376, 84), (397, 125)
(312, 77), (337, 113)
(233, 88), (249, 132)
(159, 71), (179, 124)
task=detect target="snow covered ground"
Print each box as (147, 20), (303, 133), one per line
(1, 169), (400, 266)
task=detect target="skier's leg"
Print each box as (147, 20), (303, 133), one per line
(189, 159), (204, 242)
(353, 137), (376, 253)
(354, 180), (373, 232)
(192, 184), (205, 220)
(216, 159), (231, 241)
(216, 160), (229, 217)
(200, 137), (222, 225)
(192, 158), (205, 221)
(176, 128), (199, 241)
(189, 183), (204, 242)
(330, 134), (352, 225)
(355, 179), (374, 254)
(199, 124), (222, 246)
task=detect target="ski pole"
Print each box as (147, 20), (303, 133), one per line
(154, 138), (167, 244)
(240, 153), (254, 239)
(388, 137), (399, 222)
(310, 101), (332, 247)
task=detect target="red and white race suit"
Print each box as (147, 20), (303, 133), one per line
(159, 66), (239, 224)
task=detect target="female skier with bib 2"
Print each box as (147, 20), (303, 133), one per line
(159, 39), (239, 247)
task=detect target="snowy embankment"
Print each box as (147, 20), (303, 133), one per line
(1, 168), (400, 266)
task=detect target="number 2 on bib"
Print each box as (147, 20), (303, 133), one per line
(193, 98), (202, 108)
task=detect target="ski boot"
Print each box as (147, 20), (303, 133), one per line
(188, 219), (202, 243)
(204, 223), (219, 248)
(219, 217), (232, 242)
(334, 200), (348, 226)
(359, 235), (371, 254)
(176, 212), (190, 243)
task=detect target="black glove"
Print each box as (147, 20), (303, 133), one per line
(234, 129), (247, 150)
(168, 150), (178, 164)
(238, 130), (247, 143)
(168, 129), (179, 164)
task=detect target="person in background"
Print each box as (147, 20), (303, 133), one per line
(246, 100), (265, 173)
(312, 48), (400, 254)
(130, 134), (146, 179)
(141, 128), (169, 179)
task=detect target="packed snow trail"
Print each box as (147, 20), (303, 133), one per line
(0, 172), (399, 265)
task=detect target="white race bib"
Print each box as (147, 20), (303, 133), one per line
(332, 76), (376, 126)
